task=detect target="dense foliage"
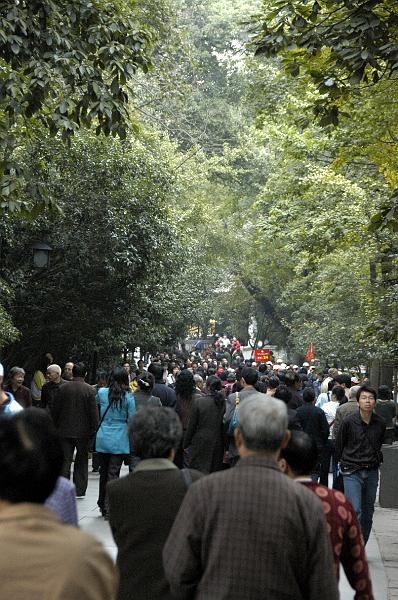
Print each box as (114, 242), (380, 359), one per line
(0, 0), (397, 374)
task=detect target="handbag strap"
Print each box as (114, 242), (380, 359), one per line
(95, 402), (112, 434)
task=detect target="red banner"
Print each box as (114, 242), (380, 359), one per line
(255, 349), (271, 363)
(305, 343), (315, 362)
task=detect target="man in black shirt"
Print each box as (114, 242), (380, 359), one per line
(296, 387), (330, 484)
(374, 385), (396, 444)
(335, 384), (385, 544)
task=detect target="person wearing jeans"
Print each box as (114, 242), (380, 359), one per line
(335, 383), (385, 544)
(342, 467), (379, 544)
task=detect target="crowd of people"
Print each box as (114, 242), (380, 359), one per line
(0, 340), (396, 599)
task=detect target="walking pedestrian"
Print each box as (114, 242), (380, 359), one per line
(280, 430), (373, 599)
(52, 362), (98, 498)
(183, 375), (225, 473)
(0, 408), (117, 599)
(163, 396), (339, 600)
(96, 367), (135, 518)
(335, 384), (386, 544)
(108, 406), (203, 600)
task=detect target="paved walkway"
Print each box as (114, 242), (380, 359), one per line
(78, 465), (391, 599)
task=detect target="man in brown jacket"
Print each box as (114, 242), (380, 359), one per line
(163, 395), (339, 600)
(0, 408), (117, 599)
(51, 361), (98, 497)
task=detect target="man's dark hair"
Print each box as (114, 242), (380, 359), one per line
(331, 385), (346, 404)
(335, 373), (352, 389)
(0, 408), (63, 503)
(148, 363), (164, 383)
(129, 406), (182, 459)
(258, 363), (268, 373)
(274, 384), (292, 405)
(302, 387), (315, 404)
(284, 371), (300, 387)
(281, 430), (318, 476)
(356, 383), (377, 402)
(267, 376), (280, 390)
(378, 385), (391, 401)
(241, 367), (258, 386)
(72, 362), (87, 378)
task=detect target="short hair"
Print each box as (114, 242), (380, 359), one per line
(274, 384), (292, 405)
(281, 430), (318, 476)
(302, 387), (315, 403)
(331, 385), (346, 404)
(241, 367), (258, 386)
(335, 373), (352, 389)
(148, 363), (164, 382)
(0, 408), (63, 503)
(238, 395), (287, 452)
(357, 384), (377, 402)
(129, 406), (182, 459)
(349, 385), (360, 400)
(47, 364), (62, 376)
(72, 362), (86, 378)
(9, 366), (25, 378)
(284, 371), (299, 387)
(378, 385), (391, 401)
(193, 374), (203, 386)
(267, 376), (280, 390)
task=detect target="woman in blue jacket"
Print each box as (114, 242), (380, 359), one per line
(96, 367), (135, 518)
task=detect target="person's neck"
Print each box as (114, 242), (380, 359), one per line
(360, 409), (373, 424)
(11, 383), (21, 392)
(0, 499), (12, 513)
(239, 447), (278, 461)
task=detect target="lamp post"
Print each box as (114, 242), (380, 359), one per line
(32, 242), (53, 268)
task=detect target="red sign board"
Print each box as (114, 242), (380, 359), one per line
(254, 349), (271, 363)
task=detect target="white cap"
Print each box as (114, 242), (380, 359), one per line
(303, 362), (310, 367)
(280, 363), (287, 370)
(293, 365), (299, 369)
(273, 364), (280, 370)
(0, 362), (3, 377)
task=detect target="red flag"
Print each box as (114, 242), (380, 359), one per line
(305, 343), (315, 362)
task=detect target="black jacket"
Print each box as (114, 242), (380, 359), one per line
(152, 383), (177, 410)
(51, 378), (98, 438)
(296, 403), (330, 450)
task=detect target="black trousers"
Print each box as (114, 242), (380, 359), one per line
(97, 453), (125, 512)
(61, 437), (90, 496)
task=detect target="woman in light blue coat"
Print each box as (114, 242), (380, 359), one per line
(96, 367), (135, 518)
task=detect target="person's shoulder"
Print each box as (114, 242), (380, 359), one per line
(188, 468), (205, 482)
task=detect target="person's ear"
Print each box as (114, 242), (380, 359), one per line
(234, 427), (243, 451)
(280, 429), (291, 450)
(278, 457), (288, 474)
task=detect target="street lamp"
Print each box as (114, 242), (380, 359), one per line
(32, 242), (53, 268)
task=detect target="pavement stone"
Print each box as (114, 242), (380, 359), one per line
(77, 464), (391, 599)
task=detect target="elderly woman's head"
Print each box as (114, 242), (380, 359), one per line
(129, 406), (182, 459)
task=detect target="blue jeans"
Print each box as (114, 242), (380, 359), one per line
(343, 468), (379, 544)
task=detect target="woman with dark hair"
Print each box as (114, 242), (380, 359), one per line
(183, 375), (226, 474)
(175, 369), (200, 468)
(96, 367), (135, 518)
(31, 352), (53, 406)
(134, 372), (161, 410)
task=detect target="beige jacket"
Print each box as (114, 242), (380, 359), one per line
(0, 503), (117, 599)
